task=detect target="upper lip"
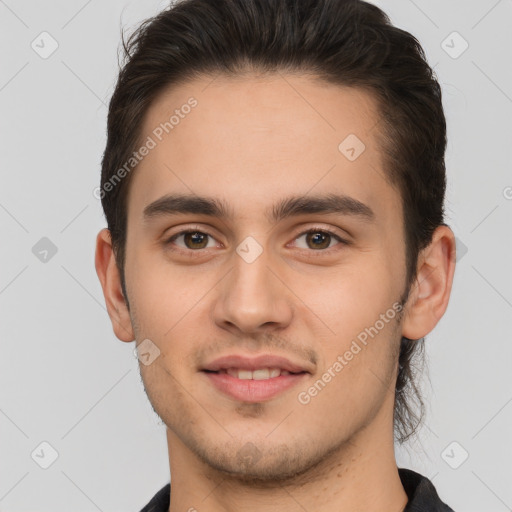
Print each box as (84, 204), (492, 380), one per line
(201, 354), (313, 374)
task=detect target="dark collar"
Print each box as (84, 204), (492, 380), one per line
(139, 467), (455, 512)
(399, 468), (455, 511)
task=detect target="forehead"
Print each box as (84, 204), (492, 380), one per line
(126, 73), (398, 225)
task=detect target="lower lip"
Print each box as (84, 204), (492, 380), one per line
(202, 371), (308, 402)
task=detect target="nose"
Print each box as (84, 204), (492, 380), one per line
(213, 246), (294, 335)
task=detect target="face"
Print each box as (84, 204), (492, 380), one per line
(123, 73), (409, 482)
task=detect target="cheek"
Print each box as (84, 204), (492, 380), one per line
(297, 260), (403, 386)
(297, 270), (402, 413)
(292, 319), (400, 443)
(295, 258), (400, 336)
(126, 245), (209, 333)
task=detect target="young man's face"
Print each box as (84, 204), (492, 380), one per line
(120, 74), (411, 480)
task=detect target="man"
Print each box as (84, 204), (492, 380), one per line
(95, 0), (457, 510)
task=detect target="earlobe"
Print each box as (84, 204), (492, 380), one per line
(94, 228), (135, 342)
(401, 225), (456, 340)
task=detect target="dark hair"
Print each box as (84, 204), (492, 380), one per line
(100, 0), (447, 444)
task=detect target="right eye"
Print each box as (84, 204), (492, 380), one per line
(165, 229), (219, 251)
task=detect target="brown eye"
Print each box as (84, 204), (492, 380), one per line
(305, 231), (332, 250)
(294, 230), (344, 251)
(183, 231), (209, 249)
(167, 230), (216, 250)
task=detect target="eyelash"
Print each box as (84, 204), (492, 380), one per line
(164, 226), (349, 255)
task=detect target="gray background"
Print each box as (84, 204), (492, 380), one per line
(0, 0), (511, 510)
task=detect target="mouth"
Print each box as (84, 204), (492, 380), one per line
(200, 354), (312, 402)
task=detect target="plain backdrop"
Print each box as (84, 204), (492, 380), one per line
(0, 0), (511, 510)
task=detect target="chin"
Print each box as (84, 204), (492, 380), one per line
(190, 438), (333, 485)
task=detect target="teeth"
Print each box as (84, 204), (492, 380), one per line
(253, 369), (270, 380)
(238, 370), (253, 380)
(225, 367), (288, 380)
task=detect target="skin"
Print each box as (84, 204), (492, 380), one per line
(95, 72), (456, 512)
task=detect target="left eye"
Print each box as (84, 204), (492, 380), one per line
(293, 230), (344, 250)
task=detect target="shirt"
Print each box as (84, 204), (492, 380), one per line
(138, 467), (455, 511)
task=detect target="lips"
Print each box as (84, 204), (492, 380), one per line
(201, 354), (311, 374)
(201, 353), (312, 402)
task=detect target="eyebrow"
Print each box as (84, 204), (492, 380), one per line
(142, 193), (375, 224)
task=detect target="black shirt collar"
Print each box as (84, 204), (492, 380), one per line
(139, 467), (455, 511)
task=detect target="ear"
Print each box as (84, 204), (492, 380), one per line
(401, 225), (456, 340)
(94, 228), (134, 342)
